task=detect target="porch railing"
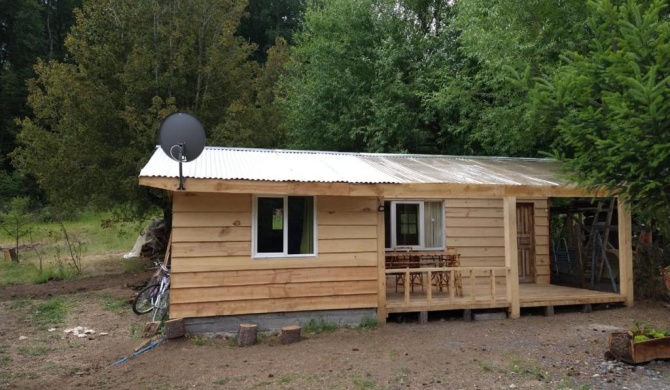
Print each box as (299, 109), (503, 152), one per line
(384, 266), (510, 306)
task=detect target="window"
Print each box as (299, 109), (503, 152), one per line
(384, 200), (444, 250)
(254, 196), (316, 257)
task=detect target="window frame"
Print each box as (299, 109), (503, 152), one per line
(384, 200), (445, 251)
(252, 195), (318, 258)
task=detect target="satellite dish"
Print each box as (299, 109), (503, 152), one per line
(159, 112), (206, 162)
(158, 112), (206, 190)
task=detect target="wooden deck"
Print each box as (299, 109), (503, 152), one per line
(385, 282), (624, 314)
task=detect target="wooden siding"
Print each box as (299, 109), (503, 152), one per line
(444, 198), (549, 284)
(170, 193), (379, 319)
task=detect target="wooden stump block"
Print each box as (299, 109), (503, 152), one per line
(143, 321), (161, 338)
(280, 325), (301, 345)
(165, 318), (185, 339)
(237, 323), (258, 347)
(463, 309), (473, 322)
(544, 306), (555, 317)
(419, 311), (428, 325)
(3, 248), (18, 263)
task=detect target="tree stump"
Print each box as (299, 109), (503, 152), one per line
(3, 248), (18, 263)
(237, 323), (258, 347)
(280, 325), (301, 345)
(165, 318), (185, 339)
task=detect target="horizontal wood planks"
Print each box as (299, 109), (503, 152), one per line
(445, 198), (550, 284)
(170, 193), (380, 319)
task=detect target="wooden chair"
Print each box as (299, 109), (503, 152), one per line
(445, 249), (464, 297)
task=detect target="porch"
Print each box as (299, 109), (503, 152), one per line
(384, 267), (625, 314)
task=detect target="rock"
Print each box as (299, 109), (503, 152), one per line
(84, 329), (95, 334)
(48, 328), (56, 332)
(19, 336), (28, 340)
(99, 332), (109, 336)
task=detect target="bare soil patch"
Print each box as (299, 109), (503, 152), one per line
(1, 274), (669, 390)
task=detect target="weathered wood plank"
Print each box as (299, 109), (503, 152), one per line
(447, 217), (504, 228)
(445, 208), (504, 218)
(173, 212), (251, 227)
(170, 294), (378, 318)
(319, 239), (377, 253)
(447, 237), (504, 247)
(446, 227), (504, 237)
(170, 252), (378, 272)
(456, 247), (505, 258)
(618, 198), (634, 307)
(172, 227), (251, 242)
(171, 280), (378, 304)
(318, 196), (377, 212)
(172, 267), (378, 288)
(317, 211), (377, 226)
(172, 242), (250, 257)
(173, 193), (251, 213)
(319, 225), (377, 240)
(504, 196), (520, 319)
(444, 199), (503, 208)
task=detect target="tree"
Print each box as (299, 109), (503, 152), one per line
(13, 0), (287, 217)
(534, 0), (670, 222)
(428, 0), (590, 156)
(279, 0), (458, 154)
(0, 197), (33, 262)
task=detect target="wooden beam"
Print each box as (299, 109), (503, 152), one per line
(618, 197), (634, 307)
(140, 177), (604, 199)
(504, 196), (520, 318)
(376, 198), (387, 324)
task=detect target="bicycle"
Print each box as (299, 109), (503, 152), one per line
(132, 261), (171, 322)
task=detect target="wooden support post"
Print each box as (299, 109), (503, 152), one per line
(581, 304), (593, 313)
(376, 202), (388, 325)
(618, 197), (634, 308)
(419, 311), (428, 325)
(544, 306), (554, 317)
(463, 309), (473, 322)
(237, 323), (258, 347)
(280, 325), (301, 345)
(504, 196), (520, 319)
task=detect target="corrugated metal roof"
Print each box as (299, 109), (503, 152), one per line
(139, 146), (566, 186)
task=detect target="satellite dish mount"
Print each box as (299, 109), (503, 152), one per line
(158, 113), (206, 191)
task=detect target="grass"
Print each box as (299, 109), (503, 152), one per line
(303, 317), (338, 334)
(99, 295), (128, 312)
(0, 344), (10, 367)
(473, 358), (494, 372)
(351, 374), (377, 390)
(212, 377), (231, 385)
(10, 297), (68, 330)
(509, 357), (548, 381)
(0, 211), (153, 285)
(359, 315), (378, 330)
(18, 344), (54, 356)
(189, 336), (218, 347)
(279, 374), (296, 384)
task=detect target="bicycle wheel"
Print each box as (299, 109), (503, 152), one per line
(133, 283), (160, 315)
(152, 288), (170, 322)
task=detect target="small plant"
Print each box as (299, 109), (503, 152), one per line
(0, 197), (33, 262)
(473, 358), (493, 372)
(359, 315), (378, 330)
(303, 317), (338, 334)
(630, 321), (670, 343)
(212, 377), (230, 385)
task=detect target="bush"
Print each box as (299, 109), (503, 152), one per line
(634, 242), (670, 300)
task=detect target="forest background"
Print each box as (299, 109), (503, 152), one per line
(1, 0), (669, 239)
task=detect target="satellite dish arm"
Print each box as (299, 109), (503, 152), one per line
(177, 143), (185, 191)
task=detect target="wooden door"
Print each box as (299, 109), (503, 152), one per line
(516, 203), (535, 283)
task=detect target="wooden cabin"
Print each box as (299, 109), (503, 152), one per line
(139, 147), (633, 332)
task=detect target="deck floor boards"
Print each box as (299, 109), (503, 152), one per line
(385, 283), (624, 313)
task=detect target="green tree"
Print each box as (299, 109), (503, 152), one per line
(429, 0), (590, 156)
(279, 0), (457, 153)
(14, 0), (286, 216)
(534, 0), (670, 221)
(0, 197), (33, 262)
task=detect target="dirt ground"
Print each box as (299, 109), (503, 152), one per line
(1, 270), (670, 390)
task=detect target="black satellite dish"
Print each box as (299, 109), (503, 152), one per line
(158, 112), (206, 190)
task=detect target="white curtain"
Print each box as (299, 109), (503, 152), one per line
(424, 202), (444, 248)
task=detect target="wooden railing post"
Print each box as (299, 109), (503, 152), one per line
(618, 197), (634, 308)
(504, 196), (520, 318)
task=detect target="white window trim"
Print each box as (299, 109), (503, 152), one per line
(252, 195), (318, 259)
(385, 200), (445, 251)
